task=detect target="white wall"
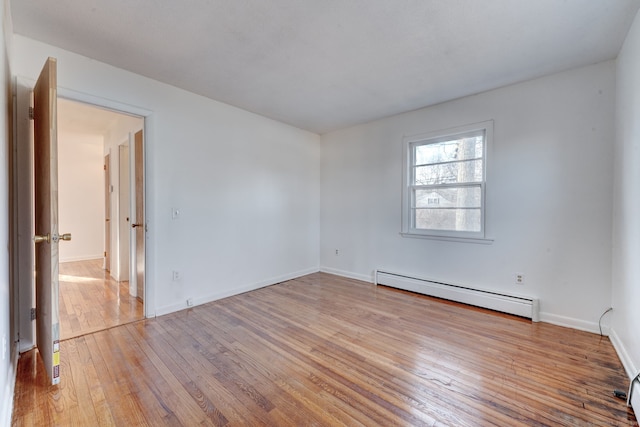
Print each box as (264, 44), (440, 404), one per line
(12, 35), (321, 325)
(0, 0), (12, 424)
(58, 132), (104, 262)
(321, 61), (616, 332)
(612, 8), (640, 380)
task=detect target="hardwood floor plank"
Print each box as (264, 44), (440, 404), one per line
(13, 272), (638, 426)
(166, 317), (276, 413)
(125, 321), (230, 426)
(218, 296), (444, 426)
(173, 312), (336, 427)
(234, 286), (520, 425)
(139, 319), (231, 426)
(56, 339), (85, 425)
(194, 311), (370, 426)
(59, 259), (144, 340)
(87, 337), (146, 426)
(74, 336), (116, 426)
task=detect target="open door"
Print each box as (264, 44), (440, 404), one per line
(104, 154), (110, 272)
(133, 130), (145, 301)
(118, 144), (130, 283)
(33, 57), (71, 385)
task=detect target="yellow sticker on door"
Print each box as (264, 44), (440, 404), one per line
(53, 340), (60, 384)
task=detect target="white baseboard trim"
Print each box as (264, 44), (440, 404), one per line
(538, 312), (602, 335)
(319, 266), (373, 283)
(59, 255), (103, 263)
(2, 346), (19, 427)
(609, 329), (640, 416)
(609, 328), (638, 380)
(155, 266), (320, 316)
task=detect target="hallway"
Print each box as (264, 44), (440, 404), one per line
(59, 259), (143, 340)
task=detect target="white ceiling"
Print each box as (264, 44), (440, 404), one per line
(11, 0), (640, 134)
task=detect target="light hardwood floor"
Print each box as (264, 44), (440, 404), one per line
(13, 273), (637, 426)
(59, 259), (144, 340)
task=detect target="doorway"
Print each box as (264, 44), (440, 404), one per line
(57, 98), (145, 340)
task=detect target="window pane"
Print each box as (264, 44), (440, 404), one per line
(414, 159), (483, 185)
(404, 123), (490, 237)
(414, 208), (481, 232)
(414, 186), (481, 208)
(414, 135), (483, 165)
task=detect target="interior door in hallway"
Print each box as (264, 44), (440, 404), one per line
(104, 154), (110, 272)
(133, 130), (145, 301)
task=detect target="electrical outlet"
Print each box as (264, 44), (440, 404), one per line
(515, 273), (525, 285)
(186, 298), (193, 307)
(172, 270), (181, 281)
(335, 249), (339, 255)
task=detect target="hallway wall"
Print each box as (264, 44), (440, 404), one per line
(58, 131), (104, 262)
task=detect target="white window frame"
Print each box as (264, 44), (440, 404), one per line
(401, 120), (493, 243)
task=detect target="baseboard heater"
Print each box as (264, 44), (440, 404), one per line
(629, 373), (640, 417)
(375, 270), (539, 322)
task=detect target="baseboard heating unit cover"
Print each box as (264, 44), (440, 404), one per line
(629, 373), (640, 417)
(375, 270), (539, 321)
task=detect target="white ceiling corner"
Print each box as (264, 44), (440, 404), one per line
(11, 0), (640, 134)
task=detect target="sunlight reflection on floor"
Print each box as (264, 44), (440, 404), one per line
(59, 274), (101, 283)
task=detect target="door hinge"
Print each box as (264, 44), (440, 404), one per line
(28, 107), (34, 120)
(104, 251), (107, 257)
(104, 164), (106, 170)
(30, 308), (36, 321)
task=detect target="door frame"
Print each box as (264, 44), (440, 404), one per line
(13, 81), (156, 352)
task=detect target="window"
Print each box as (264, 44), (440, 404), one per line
(402, 121), (492, 241)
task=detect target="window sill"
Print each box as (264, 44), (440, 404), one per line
(400, 232), (494, 245)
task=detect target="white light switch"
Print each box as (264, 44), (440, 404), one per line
(172, 207), (180, 219)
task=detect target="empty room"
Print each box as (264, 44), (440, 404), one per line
(2, 0), (640, 426)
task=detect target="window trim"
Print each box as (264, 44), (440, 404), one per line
(401, 120), (494, 242)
